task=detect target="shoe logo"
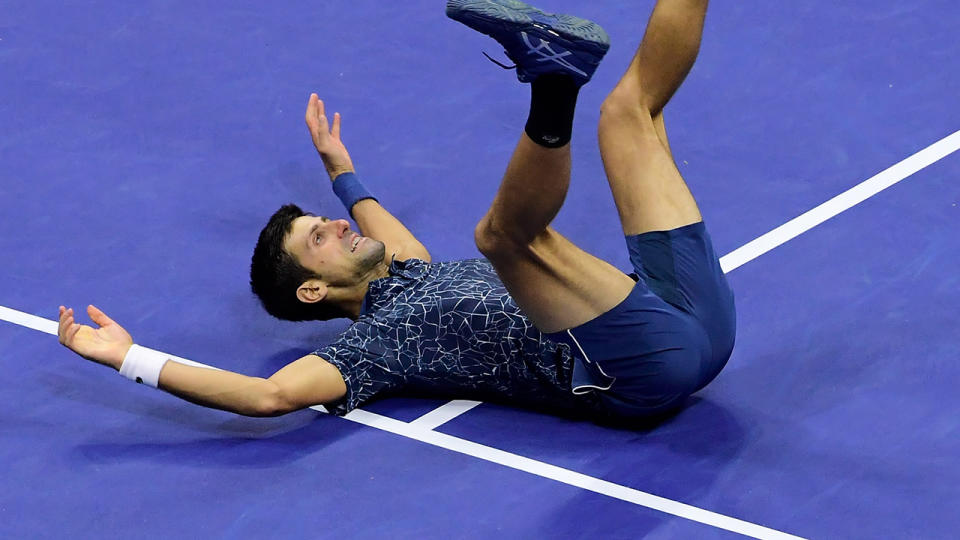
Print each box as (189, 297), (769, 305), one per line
(521, 32), (588, 78)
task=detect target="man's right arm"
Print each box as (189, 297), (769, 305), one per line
(57, 305), (346, 417)
(158, 353), (346, 416)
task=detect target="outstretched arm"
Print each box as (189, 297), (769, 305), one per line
(305, 94), (431, 262)
(57, 305), (346, 417)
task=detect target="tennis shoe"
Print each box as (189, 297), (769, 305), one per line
(446, 0), (610, 85)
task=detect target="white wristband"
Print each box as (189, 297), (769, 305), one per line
(119, 344), (170, 388)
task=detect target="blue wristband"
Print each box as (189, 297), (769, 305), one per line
(332, 172), (377, 216)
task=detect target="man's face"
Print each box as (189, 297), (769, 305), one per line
(284, 215), (385, 288)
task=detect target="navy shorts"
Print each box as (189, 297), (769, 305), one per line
(548, 221), (736, 418)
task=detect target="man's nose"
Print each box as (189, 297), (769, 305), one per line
(330, 219), (350, 238)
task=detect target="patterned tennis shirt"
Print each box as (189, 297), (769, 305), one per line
(314, 257), (600, 416)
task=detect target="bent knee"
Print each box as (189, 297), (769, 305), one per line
(474, 216), (497, 256)
(475, 217), (520, 258)
(600, 84), (656, 123)
(474, 217), (549, 260)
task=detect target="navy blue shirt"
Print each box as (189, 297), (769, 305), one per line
(314, 258), (599, 416)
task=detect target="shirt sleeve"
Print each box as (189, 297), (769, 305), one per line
(313, 318), (404, 415)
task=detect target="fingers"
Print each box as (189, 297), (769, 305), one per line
(306, 93), (344, 152)
(65, 318), (82, 344)
(58, 306), (69, 342)
(57, 307), (77, 345)
(306, 94), (333, 134)
(305, 93), (328, 130)
(305, 93), (320, 129)
(58, 306), (72, 327)
(317, 99), (329, 132)
(87, 304), (115, 328)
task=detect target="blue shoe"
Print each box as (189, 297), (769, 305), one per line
(446, 0), (610, 85)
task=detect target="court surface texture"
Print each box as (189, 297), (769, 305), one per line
(1, 1), (958, 538)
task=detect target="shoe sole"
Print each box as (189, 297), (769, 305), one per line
(446, 0), (610, 56)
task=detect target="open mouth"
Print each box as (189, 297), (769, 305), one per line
(351, 234), (362, 252)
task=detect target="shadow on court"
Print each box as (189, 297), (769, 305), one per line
(70, 415), (354, 469)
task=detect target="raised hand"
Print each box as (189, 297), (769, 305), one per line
(305, 93), (355, 180)
(57, 305), (133, 371)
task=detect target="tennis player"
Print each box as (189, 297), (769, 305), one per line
(58, 0), (733, 422)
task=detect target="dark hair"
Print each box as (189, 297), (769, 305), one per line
(250, 204), (343, 321)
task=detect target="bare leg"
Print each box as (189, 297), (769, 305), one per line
(599, 0), (709, 235)
(482, 135), (570, 248)
(462, 1), (638, 333)
(476, 135), (636, 333)
(631, 0), (708, 117)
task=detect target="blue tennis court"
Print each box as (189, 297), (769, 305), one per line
(1, 1), (958, 538)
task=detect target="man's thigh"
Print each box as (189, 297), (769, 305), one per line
(598, 101), (702, 236)
(482, 227), (636, 334)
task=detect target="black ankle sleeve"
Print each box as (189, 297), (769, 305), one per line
(524, 74), (580, 148)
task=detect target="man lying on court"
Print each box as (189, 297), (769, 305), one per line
(58, 0), (735, 423)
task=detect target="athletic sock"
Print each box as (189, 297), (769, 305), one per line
(524, 73), (580, 148)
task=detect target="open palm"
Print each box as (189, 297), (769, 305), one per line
(58, 305), (133, 370)
(305, 93), (355, 179)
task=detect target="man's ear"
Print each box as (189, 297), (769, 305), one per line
(296, 279), (328, 304)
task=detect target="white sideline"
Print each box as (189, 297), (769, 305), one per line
(719, 129), (960, 273)
(4, 130), (958, 538)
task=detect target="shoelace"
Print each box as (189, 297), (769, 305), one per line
(482, 50), (517, 71)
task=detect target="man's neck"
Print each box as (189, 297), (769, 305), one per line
(340, 261), (391, 320)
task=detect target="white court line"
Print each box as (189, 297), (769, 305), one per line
(0, 306), (224, 372)
(408, 400), (482, 430)
(0, 306), (58, 335)
(1, 305), (797, 538)
(3, 130), (958, 539)
(341, 408), (803, 540)
(719, 129), (960, 273)
(417, 128), (960, 429)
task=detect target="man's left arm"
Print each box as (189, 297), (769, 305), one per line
(305, 93), (431, 262)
